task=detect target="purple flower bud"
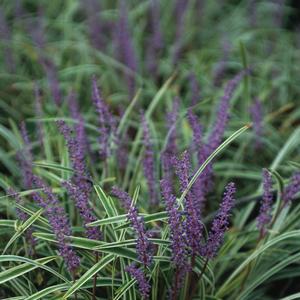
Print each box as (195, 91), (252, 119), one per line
(257, 169), (273, 236)
(173, 151), (190, 193)
(282, 172), (300, 204)
(111, 187), (153, 267)
(125, 264), (150, 299)
(203, 182), (236, 259)
(91, 76), (115, 161)
(141, 113), (157, 205)
(160, 178), (187, 267)
(250, 98), (263, 149)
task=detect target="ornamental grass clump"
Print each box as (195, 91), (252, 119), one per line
(1, 1), (300, 300)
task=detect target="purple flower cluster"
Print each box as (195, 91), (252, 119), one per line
(160, 179), (187, 267)
(192, 70), (247, 199)
(32, 176), (80, 272)
(91, 76), (115, 161)
(174, 151), (203, 256)
(57, 120), (101, 240)
(115, 0), (137, 98)
(56, 120), (87, 179)
(18, 123), (80, 272)
(257, 169), (273, 236)
(63, 181), (100, 240)
(111, 187), (153, 267)
(203, 182), (236, 259)
(125, 264), (151, 299)
(208, 70), (247, 152)
(282, 171), (300, 205)
(174, 151), (190, 193)
(250, 98), (263, 149)
(141, 113), (156, 205)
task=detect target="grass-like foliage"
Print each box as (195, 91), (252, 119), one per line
(0, 0), (300, 299)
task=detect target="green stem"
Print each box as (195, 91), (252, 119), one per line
(188, 257), (209, 300)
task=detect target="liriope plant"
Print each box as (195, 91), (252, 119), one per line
(0, 1), (300, 300)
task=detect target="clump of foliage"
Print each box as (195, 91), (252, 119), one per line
(0, 0), (300, 299)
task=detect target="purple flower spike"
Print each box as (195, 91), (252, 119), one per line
(57, 120), (101, 240)
(32, 176), (81, 273)
(174, 151), (204, 256)
(63, 181), (100, 240)
(208, 71), (246, 153)
(141, 113), (157, 205)
(116, 0), (138, 98)
(204, 182), (236, 259)
(250, 98), (263, 149)
(18, 123), (80, 272)
(257, 169), (273, 236)
(111, 187), (153, 267)
(126, 264), (150, 299)
(160, 178), (190, 297)
(160, 179), (187, 267)
(282, 172), (300, 205)
(174, 150), (190, 193)
(91, 77), (114, 161)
